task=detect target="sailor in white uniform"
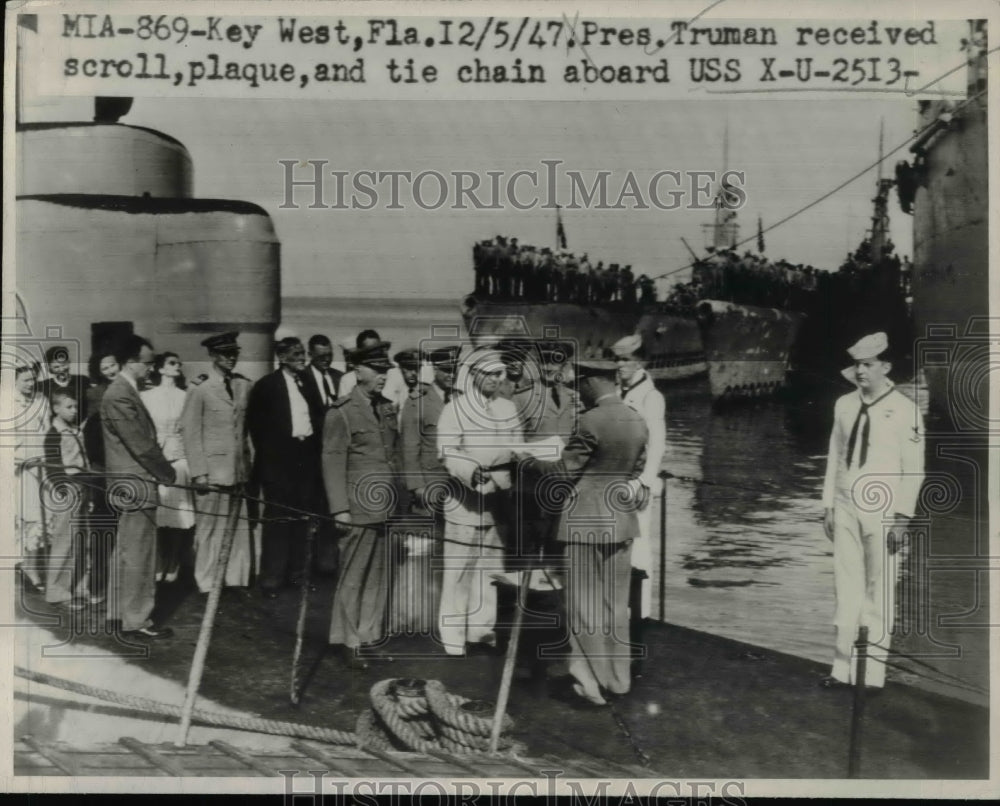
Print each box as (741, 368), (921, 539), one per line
(610, 334), (666, 619)
(820, 332), (924, 690)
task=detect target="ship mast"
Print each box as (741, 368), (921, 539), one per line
(869, 118), (894, 265)
(703, 121), (740, 250)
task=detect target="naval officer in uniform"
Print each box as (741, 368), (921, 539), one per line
(179, 332), (256, 593)
(322, 341), (401, 664)
(820, 332), (924, 690)
(610, 334), (666, 620)
(517, 359), (648, 707)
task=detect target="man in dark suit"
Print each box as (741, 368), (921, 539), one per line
(302, 334), (343, 411)
(322, 341), (401, 666)
(246, 337), (323, 598)
(300, 334), (344, 575)
(101, 335), (176, 638)
(518, 359), (648, 707)
(39, 345), (92, 421)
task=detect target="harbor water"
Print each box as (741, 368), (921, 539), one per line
(283, 296), (987, 704)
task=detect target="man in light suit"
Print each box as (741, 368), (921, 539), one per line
(518, 359), (648, 707)
(101, 335), (176, 638)
(820, 332), (924, 691)
(180, 331), (255, 594)
(610, 333), (666, 620)
(246, 337), (324, 599)
(322, 341), (401, 666)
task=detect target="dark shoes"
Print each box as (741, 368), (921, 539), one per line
(124, 625), (174, 640)
(549, 676), (609, 710)
(335, 645), (370, 670)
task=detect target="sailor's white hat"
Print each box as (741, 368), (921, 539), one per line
(841, 332), (890, 383)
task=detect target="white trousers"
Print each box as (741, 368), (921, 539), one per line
(439, 521), (504, 655)
(831, 501), (899, 688)
(631, 496), (659, 619)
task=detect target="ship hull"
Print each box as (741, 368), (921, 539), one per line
(696, 300), (805, 399)
(461, 296), (706, 381)
(911, 89), (989, 430)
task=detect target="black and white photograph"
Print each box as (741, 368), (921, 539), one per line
(2, 0), (995, 796)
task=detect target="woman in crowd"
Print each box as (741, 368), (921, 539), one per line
(11, 363), (50, 592)
(141, 352), (195, 583)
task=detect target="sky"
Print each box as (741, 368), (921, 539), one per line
(25, 94), (918, 300)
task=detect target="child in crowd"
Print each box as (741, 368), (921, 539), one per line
(43, 389), (92, 609)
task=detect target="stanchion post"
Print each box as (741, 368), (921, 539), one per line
(175, 484), (243, 747)
(290, 517), (318, 705)
(847, 625), (868, 778)
(490, 568), (527, 754)
(658, 470), (668, 623)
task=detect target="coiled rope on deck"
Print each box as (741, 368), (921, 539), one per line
(16, 666), (522, 756)
(361, 678), (523, 756)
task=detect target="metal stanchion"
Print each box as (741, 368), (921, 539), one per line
(847, 626), (869, 778)
(290, 517), (318, 705)
(490, 568), (527, 755)
(658, 470), (668, 623)
(175, 485), (243, 747)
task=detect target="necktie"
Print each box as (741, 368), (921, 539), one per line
(846, 387), (893, 469)
(846, 402), (871, 469)
(444, 389), (452, 404)
(551, 385), (561, 409)
(322, 373), (334, 406)
(223, 375), (233, 399)
(371, 397), (381, 421)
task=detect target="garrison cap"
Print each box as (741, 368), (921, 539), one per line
(347, 341), (393, 372)
(393, 349), (421, 370)
(201, 331), (240, 352)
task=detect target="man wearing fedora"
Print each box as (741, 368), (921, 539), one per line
(322, 340), (401, 665)
(246, 337), (324, 599)
(820, 332), (924, 691)
(179, 331), (256, 593)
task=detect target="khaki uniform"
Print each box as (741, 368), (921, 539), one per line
(179, 367), (256, 592)
(523, 393), (648, 700)
(322, 386), (401, 648)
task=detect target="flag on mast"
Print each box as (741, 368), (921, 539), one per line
(757, 215), (765, 253)
(556, 205), (567, 249)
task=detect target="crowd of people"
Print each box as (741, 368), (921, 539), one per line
(9, 327), (668, 708)
(10, 318), (924, 705)
(473, 236), (659, 305)
(473, 235), (912, 319)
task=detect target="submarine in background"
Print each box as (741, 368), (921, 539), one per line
(12, 18), (280, 380)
